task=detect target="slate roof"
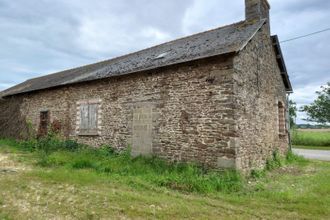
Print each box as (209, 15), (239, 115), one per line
(1, 19), (268, 97)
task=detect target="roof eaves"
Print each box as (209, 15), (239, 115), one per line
(271, 35), (293, 93)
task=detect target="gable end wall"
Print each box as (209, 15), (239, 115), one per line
(233, 25), (289, 172)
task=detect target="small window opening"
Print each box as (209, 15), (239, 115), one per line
(38, 111), (49, 138)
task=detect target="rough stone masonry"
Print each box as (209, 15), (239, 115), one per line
(0, 0), (292, 173)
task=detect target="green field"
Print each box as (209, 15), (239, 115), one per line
(292, 129), (330, 149)
(1, 138), (330, 219)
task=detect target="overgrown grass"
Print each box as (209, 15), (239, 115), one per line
(0, 138), (20, 149)
(39, 150), (243, 193)
(250, 150), (308, 178)
(0, 136), (307, 195)
(0, 213), (10, 220)
(2, 138), (329, 219)
(1, 137), (243, 194)
(291, 129), (330, 147)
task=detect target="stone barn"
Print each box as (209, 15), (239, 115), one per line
(0, 0), (292, 172)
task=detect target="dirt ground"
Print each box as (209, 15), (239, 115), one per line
(0, 153), (30, 173)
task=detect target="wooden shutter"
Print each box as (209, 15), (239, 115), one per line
(88, 104), (98, 133)
(79, 103), (98, 135)
(80, 104), (89, 133)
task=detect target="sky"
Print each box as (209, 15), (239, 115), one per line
(0, 0), (329, 123)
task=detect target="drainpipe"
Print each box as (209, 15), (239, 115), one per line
(286, 93), (292, 150)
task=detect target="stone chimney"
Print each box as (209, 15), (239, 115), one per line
(245, 0), (270, 21)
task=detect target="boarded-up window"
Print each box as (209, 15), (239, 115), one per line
(132, 106), (153, 156)
(79, 103), (99, 135)
(278, 101), (286, 136)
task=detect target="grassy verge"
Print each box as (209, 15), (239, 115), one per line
(293, 145), (330, 151)
(1, 138), (329, 219)
(291, 129), (330, 147)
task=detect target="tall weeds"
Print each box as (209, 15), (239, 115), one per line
(14, 135), (243, 194)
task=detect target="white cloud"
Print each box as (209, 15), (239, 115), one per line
(141, 27), (171, 42)
(182, 0), (244, 35)
(291, 84), (320, 105)
(77, 18), (172, 55)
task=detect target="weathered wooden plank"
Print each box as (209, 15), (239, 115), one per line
(88, 104), (98, 130)
(80, 104), (89, 131)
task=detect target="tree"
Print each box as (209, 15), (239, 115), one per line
(288, 100), (297, 128)
(301, 82), (330, 124)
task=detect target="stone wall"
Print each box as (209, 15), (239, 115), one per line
(15, 55), (237, 168)
(233, 25), (289, 171)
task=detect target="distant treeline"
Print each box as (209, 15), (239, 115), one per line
(295, 124), (330, 129)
